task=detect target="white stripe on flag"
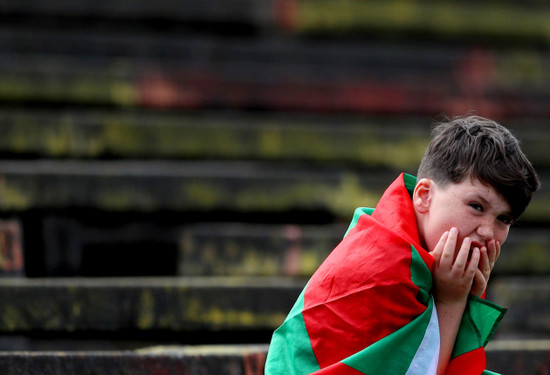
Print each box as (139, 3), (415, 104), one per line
(405, 299), (440, 375)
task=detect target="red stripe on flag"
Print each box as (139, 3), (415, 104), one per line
(303, 217), (427, 368)
(313, 361), (366, 375)
(446, 347), (486, 375)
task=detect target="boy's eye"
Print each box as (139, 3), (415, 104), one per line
(469, 203), (483, 212)
(498, 215), (514, 225)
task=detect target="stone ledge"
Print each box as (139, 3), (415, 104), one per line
(0, 344), (268, 375)
(0, 109), (429, 169)
(0, 160), (547, 221)
(0, 342), (548, 375)
(0, 160), (395, 217)
(486, 340), (550, 375)
(488, 277), (550, 338)
(0, 277), (304, 332)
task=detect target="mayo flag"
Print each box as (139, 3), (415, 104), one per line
(265, 173), (506, 375)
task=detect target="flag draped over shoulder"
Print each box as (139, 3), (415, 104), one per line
(265, 173), (506, 375)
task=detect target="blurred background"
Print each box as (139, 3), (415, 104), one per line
(0, 0), (549, 373)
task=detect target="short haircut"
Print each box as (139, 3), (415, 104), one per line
(417, 115), (540, 220)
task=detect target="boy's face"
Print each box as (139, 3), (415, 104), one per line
(414, 177), (513, 255)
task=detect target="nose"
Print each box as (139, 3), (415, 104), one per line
(476, 218), (494, 241)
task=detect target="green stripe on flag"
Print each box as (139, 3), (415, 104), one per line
(410, 245), (432, 305)
(403, 173), (417, 199)
(265, 286), (320, 375)
(344, 207), (374, 237)
(342, 298), (436, 374)
(452, 295), (507, 358)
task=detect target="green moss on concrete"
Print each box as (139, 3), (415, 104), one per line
(0, 109), (432, 167)
(293, 0), (550, 40)
(181, 297), (287, 329)
(0, 178), (30, 210)
(137, 290), (156, 330)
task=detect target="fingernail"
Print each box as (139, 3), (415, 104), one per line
(450, 227), (458, 235)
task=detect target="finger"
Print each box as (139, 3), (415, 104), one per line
(440, 228), (459, 269)
(487, 240), (497, 267)
(465, 247), (481, 277)
(430, 231), (449, 262)
(471, 268), (487, 297)
(452, 236), (471, 271)
(478, 246), (490, 278)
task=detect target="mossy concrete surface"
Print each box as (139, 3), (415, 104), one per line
(488, 277), (550, 339)
(0, 110), (429, 168)
(0, 342), (548, 375)
(0, 345), (268, 375)
(486, 341), (550, 375)
(0, 160), (394, 218)
(179, 223), (344, 277)
(0, 160), (548, 222)
(0, 277), (303, 332)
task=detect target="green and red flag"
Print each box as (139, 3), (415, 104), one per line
(265, 173), (506, 375)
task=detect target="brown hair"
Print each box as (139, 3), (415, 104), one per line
(417, 115), (540, 220)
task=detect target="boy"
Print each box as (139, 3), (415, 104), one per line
(265, 116), (539, 375)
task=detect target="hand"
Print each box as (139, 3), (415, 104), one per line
(430, 228), (481, 306)
(470, 240), (501, 297)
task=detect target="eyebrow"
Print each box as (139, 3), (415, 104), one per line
(470, 193), (513, 217)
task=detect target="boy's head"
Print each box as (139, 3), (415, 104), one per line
(417, 115), (539, 220)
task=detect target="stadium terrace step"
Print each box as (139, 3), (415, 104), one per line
(0, 344), (269, 375)
(280, 0), (550, 42)
(486, 340), (550, 375)
(179, 224), (550, 277)
(493, 228), (550, 276)
(179, 223), (344, 277)
(0, 159), (548, 221)
(0, 276), (546, 339)
(1, 0), (550, 42)
(0, 159), (397, 217)
(0, 109), (430, 169)
(20, 218), (548, 278)
(1, 108), (549, 169)
(0, 342), (547, 375)
(0, 277), (303, 333)
(2, 29), (550, 116)
(0, 0), (273, 27)
(488, 277), (550, 339)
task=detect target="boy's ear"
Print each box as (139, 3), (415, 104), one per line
(413, 178), (433, 214)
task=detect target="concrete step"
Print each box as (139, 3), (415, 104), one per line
(1, 0), (548, 41)
(0, 277), (303, 334)
(2, 28), (550, 116)
(486, 340), (550, 375)
(179, 223), (343, 278)
(0, 342), (547, 375)
(0, 345), (268, 375)
(0, 0), (273, 27)
(489, 277), (550, 340)
(21, 218), (549, 278)
(0, 276), (549, 339)
(0, 159), (398, 217)
(1, 109), (549, 169)
(493, 228), (550, 276)
(180, 223), (550, 277)
(0, 160), (548, 221)
(282, 0), (550, 43)
(0, 109), (430, 169)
